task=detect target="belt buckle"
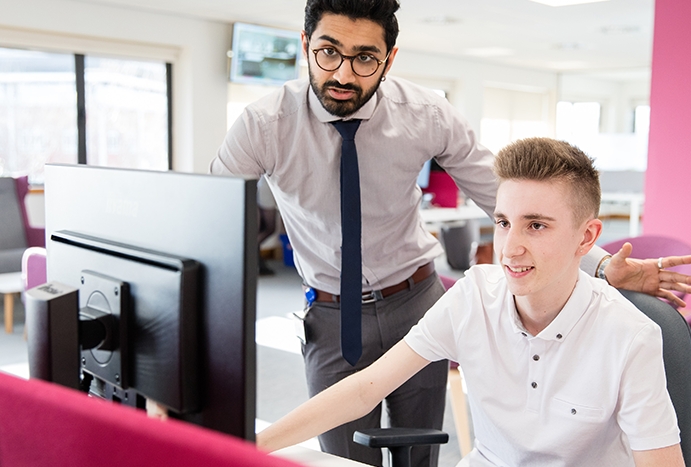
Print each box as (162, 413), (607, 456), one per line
(361, 289), (383, 304)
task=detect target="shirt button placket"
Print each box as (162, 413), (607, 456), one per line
(527, 339), (545, 412)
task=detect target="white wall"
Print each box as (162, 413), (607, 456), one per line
(0, 0), (232, 173)
(391, 50), (560, 135)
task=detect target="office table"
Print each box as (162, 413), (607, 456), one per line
(419, 202), (489, 227)
(600, 192), (644, 237)
(274, 445), (371, 466)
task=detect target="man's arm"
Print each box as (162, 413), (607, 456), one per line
(633, 444), (685, 466)
(604, 242), (691, 308)
(256, 341), (430, 453)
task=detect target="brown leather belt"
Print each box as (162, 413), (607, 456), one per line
(312, 262), (436, 304)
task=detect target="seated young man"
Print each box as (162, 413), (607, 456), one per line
(257, 137), (684, 466)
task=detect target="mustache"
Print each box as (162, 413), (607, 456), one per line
(323, 80), (362, 93)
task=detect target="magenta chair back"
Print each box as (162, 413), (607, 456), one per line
(0, 372), (300, 467)
(21, 247), (47, 292)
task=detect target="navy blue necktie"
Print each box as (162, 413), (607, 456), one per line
(332, 119), (362, 366)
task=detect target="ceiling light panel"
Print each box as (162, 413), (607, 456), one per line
(530, 0), (610, 6)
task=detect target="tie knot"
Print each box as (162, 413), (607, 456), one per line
(332, 119), (361, 141)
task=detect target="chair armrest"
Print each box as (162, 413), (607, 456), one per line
(354, 428), (448, 467)
(353, 427), (448, 448)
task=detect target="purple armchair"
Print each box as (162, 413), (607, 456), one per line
(601, 235), (691, 311)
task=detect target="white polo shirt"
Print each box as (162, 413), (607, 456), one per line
(405, 265), (680, 467)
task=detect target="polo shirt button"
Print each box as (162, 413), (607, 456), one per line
(531, 382), (538, 389)
(556, 333), (563, 339)
(521, 332), (527, 337)
(571, 408), (577, 415)
(533, 355), (540, 361)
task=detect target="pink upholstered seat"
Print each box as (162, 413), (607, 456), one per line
(0, 372), (300, 467)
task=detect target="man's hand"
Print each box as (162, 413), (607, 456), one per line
(604, 242), (691, 308)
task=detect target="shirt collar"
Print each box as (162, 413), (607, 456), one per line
(510, 269), (594, 342)
(308, 84), (378, 123)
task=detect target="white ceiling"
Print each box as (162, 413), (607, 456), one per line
(74, 0), (655, 78)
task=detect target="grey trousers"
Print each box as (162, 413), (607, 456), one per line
(302, 273), (449, 467)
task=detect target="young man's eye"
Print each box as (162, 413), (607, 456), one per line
(495, 219), (509, 228)
(530, 222), (545, 230)
(322, 48), (338, 56)
(356, 54), (374, 63)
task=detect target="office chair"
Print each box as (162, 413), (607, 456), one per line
(355, 281), (691, 466)
(354, 274), (467, 467)
(0, 177), (30, 334)
(619, 289), (691, 466)
(0, 177), (28, 275)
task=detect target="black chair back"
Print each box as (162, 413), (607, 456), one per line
(620, 289), (691, 465)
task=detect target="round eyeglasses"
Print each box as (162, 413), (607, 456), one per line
(311, 47), (389, 78)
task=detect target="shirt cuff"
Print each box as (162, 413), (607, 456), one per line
(581, 244), (609, 278)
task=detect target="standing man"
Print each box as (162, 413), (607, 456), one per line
(211, 1), (691, 465)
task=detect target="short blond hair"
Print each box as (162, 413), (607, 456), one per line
(494, 137), (600, 225)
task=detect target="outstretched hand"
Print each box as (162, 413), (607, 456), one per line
(604, 242), (691, 308)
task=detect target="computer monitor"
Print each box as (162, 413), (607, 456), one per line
(25, 164), (258, 441)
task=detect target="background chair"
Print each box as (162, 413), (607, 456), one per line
(618, 289), (691, 466)
(0, 177), (45, 334)
(601, 235), (691, 312)
(0, 177), (28, 275)
(13, 175), (45, 248)
(0, 177), (29, 334)
(21, 247), (47, 293)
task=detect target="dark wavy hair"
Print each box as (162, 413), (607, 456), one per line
(304, 0), (400, 53)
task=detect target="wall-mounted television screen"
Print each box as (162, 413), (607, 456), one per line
(229, 22), (301, 86)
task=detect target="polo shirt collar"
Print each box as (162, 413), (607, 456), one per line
(308, 84), (378, 123)
(510, 269), (594, 342)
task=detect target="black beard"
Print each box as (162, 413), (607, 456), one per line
(309, 66), (382, 118)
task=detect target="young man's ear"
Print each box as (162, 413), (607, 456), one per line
(578, 218), (603, 256)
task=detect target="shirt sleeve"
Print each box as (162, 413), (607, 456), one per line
(431, 99), (498, 218)
(616, 322), (681, 451)
(404, 280), (469, 363)
(581, 244), (609, 278)
(209, 106), (267, 177)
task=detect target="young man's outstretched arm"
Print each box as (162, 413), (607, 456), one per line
(256, 341), (430, 453)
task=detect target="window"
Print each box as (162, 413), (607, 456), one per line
(0, 46), (170, 182)
(557, 100), (647, 171)
(0, 48), (77, 178)
(555, 101), (601, 141)
(634, 105), (650, 135)
(84, 56), (169, 170)
(480, 87), (550, 154)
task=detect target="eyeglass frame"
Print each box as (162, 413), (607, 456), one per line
(310, 46), (390, 78)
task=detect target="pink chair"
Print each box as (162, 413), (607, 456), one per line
(21, 247), (47, 292)
(439, 274), (458, 291)
(10, 247), (48, 335)
(601, 235), (691, 311)
(0, 372), (301, 467)
(422, 171), (459, 208)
